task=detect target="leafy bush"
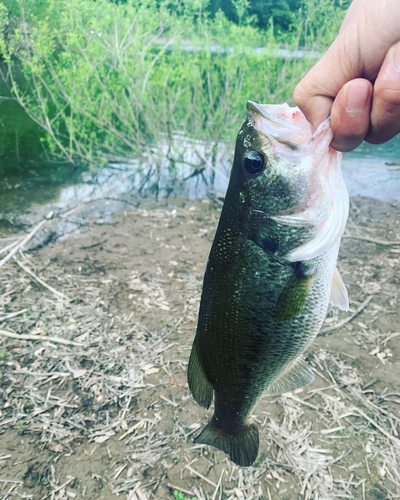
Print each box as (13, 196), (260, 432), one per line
(0, 0), (346, 172)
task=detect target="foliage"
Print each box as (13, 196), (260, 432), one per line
(207, 0), (301, 31)
(0, 0), (347, 171)
(206, 0), (348, 33)
(287, 0), (349, 48)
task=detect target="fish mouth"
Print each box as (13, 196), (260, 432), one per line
(247, 101), (300, 130)
(246, 100), (315, 146)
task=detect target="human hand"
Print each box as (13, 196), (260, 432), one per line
(293, 0), (400, 152)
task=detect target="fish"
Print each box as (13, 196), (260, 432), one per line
(187, 101), (349, 467)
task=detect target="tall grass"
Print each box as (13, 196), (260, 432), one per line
(0, 0), (346, 175)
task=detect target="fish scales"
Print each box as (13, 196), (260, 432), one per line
(188, 101), (349, 467)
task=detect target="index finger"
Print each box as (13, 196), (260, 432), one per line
(293, 31), (360, 128)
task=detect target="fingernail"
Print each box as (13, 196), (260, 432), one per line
(345, 82), (369, 115)
(393, 42), (400, 71)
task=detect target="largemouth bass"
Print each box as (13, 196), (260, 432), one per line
(187, 101), (349, 467)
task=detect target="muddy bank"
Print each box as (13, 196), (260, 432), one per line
(0, 196), (400, 499)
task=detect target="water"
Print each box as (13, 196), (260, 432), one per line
(341, 139), (400, 201)
(167, 44), (322, 60)
(0, 97), (399, 242)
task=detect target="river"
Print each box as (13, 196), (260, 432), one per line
(0, 98), (399, 243)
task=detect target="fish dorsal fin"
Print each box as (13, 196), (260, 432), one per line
(265, 356), (315, 396)
(330, 267), (349, 311)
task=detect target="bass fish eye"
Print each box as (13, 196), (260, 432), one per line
(243, 151), (265, 175)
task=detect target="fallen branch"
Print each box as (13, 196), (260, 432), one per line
(211, 469), (224, 500)
(0, 220), (46, 269)
(0, 329), (84, 346)
(167, 484), (196, 498)
(185, 466), (217, 488)
(321, 296), (372, 336)
(3, 483), (16, 500)
(342, 234), (400, 246)
(0, 309), (28, 322)
(0, 237), (23, 257)
(353, 407), (400, 448)
(41, 477), (75, 500)
(383, 332), (400, 346)
(14, 258), (67, 300)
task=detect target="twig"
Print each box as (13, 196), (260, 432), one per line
(186, 465), (217, 487)
(60, 204), (86, 219)
(160, 395), (178, 407)
(0, 329), (84, 346)
(211, 469), (224, 500)
(14, 258), (67, 299)
(383, 332), (400, 346)
(353, 407), (400, 448)
(118, 421), (145, 440)
(126, 481), (141, 500)
(284, 393), (319, 410)
(3, 483), (16, 500)
(0, 309), (28, 322)
(300, 472), (312, 496)
(342, 234), (400, 246)
(167, 484), (196, 497)
(320, 296), (372, 335)
(0, 220), (46, 269)
(41, 477), (74, 499)
(0, 237), (23, 257)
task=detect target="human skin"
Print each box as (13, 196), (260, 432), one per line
(293, 0), (400, 152)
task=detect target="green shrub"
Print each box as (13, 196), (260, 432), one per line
(0, 0), (346, 172)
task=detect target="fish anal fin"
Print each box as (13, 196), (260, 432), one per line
(274, 270), (314, 322)
(330, 267), (349, 311)
(194, 417), (259, 467)
(187, 338), (213, 409)
(266, 356), (315, 396)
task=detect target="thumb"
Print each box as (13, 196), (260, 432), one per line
(293, 30), (363, 128)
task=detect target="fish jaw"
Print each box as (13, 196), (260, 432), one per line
(246, 100), (314, 147)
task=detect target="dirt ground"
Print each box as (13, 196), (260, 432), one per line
(1, 196), (400, 500)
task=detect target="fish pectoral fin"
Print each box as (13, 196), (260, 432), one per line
(274, 269), (314, 322)
(194, 417), (259, 467)
(330, 267), (349, 311)
(265, 356), (315, 396)
(187, 338), (213, 409)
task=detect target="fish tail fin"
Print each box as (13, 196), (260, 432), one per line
(187, 338), (213, 409)
(194, 418), (259, 467)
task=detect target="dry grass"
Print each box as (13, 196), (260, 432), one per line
(0, 196), (399, 499)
